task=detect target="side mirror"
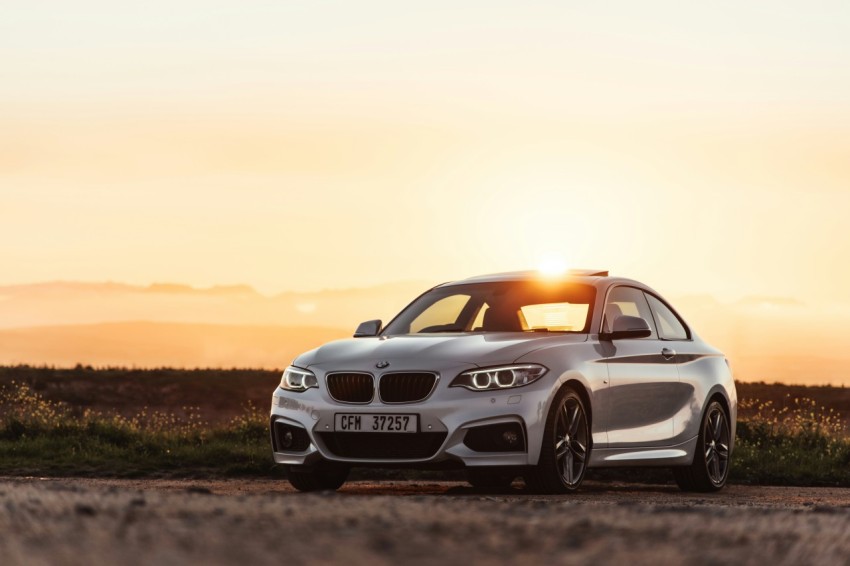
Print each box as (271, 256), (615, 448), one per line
(354, 319), (382, 337)
(602, 315), (652, 340)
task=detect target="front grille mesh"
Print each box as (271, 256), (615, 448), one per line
(317, 432), (447, 459)
(379, 373), (437, 403)
(326, 373), (374, 403)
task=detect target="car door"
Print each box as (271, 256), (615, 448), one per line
(643, 292), (700, 444)
(602, 286), (682, 448)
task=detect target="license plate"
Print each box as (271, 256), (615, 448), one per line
(334, 413), (418, 433)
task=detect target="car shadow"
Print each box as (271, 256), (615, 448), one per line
(334, 479), (684, 497)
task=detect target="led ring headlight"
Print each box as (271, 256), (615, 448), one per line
(279, 366), (318, 392)
(450, 364), (547, 391)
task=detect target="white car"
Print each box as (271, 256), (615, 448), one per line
(270, 270), (736, 493)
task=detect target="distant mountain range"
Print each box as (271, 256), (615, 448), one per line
(0, 280), (430, 369)
(0, 280), (432, 330)
(0, 322), (345, 369)
(0, 281), (847, 384)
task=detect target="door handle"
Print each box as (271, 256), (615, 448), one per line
(661, 347), (676, 360)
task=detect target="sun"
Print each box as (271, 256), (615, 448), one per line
(537, 256), (568, 277)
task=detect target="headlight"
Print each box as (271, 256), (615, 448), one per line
(280, 366), (318, 392)
(450, 364), (547, 391)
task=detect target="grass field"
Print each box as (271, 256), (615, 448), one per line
(1, 366), (848, 485)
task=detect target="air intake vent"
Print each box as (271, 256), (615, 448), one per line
(326, 372), (374, 404)
(379, 373), (438, 403)
(317, 432), (447, 460)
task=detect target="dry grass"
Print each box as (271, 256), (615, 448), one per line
(0, 381), (276, 477)
(732, 396), (850, 485)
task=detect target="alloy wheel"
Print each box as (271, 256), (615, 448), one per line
(554, 397), (588, 487)
(703, 406), (730, 486)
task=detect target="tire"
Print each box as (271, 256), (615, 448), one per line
(286, 465), (349, 492)
(466, 468), (517, 491)
(525, 386), (590, 494)
(673, 400), (731, 492)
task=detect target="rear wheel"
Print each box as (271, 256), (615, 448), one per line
(525, 386), (590, 494)
(466, 468), (517, 490)
(286, 465), (349, 492)
(673, 400), (730, 492)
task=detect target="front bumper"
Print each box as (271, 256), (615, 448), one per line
(269, 372), (554, 468)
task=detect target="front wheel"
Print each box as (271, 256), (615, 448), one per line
(286, 465), (349, 492)
(525, 386), (590, 494)
(673, 400), (731, 492)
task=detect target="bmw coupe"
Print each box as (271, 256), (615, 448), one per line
(270, 270), (736, 493)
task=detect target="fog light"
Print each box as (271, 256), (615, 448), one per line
(464, 422), (526, 453)
(280, 430), (294, 449)
(502, 430), (519, 446)
(272, 421), (310, 452)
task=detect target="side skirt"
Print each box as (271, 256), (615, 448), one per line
(588, 435), (698, 468)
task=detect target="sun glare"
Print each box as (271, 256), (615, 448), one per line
(537, 257), (568, 277)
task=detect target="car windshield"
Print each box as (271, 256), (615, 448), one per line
(382, 281), (596, 335)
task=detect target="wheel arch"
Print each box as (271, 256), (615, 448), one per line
(525, 376), (594, 493)
(558, 378), (594, 452)
(709, 390), (730, 418)
(528, 369), (597, 467)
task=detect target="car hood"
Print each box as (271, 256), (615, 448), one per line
(295, 332), (587, 370)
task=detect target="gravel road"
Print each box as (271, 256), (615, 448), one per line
(2, 478), (849, 566)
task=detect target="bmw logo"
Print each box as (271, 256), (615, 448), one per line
(376, 361), (390, 369)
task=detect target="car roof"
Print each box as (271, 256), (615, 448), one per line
(437, 269), (649, 291)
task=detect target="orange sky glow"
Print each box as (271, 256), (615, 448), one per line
(2, 2), (850, 380)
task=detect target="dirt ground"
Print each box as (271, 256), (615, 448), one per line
(2, 478), (850, 566)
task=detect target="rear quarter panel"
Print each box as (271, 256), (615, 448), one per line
(674, 345), (737, 451)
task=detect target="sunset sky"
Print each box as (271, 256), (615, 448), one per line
(2, 1), (850, 306)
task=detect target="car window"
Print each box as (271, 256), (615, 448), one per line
(409, 294), (471, 333)
(645, 294), (689, 340)
(604, 286), (657, 339)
